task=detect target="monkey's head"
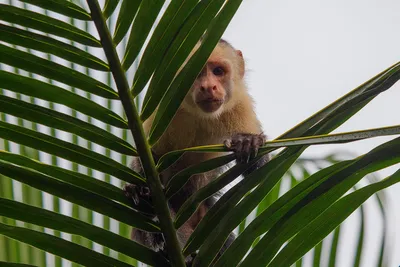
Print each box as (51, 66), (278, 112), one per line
(182, 40), (246, 118)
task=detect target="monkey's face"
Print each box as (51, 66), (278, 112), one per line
(183, 45), (243, 118)
(193, 59), (232, 114)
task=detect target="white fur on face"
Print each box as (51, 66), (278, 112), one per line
(180, 43), (242, 119)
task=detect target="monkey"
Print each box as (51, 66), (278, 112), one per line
(124, 39), (269, 264)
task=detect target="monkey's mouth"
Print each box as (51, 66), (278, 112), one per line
(197, 98), (224, 113)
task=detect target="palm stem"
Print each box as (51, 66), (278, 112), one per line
(86, 1), (186, 266)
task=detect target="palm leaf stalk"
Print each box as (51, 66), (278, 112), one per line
(86, 1), (186, 266)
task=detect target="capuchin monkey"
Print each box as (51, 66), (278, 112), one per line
(124, 39), (268, 264)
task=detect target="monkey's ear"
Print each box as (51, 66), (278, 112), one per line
(236, 50), (245, 78)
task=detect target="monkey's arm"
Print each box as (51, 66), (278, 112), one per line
(123, 155), (168, 253)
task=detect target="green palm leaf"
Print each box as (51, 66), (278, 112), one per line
(268, 169), (400, 267)
(17, 0), (91, 20)
(0, 4), (100, 46)
(0, 24), (108, 71)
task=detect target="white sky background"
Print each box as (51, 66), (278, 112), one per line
(222, 0), (400, 266)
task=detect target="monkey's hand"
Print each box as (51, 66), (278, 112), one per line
(123, 183), (152, 206)
(185, 253), (197, 267)
(132, 228), (166, 254)
(224, 133), (266, 163)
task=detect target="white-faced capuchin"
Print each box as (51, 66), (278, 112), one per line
(124, 39), (269, 264)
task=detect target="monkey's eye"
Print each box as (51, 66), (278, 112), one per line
(213, 67), (225, 76)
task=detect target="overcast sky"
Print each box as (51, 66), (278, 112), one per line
(222, 1), (400, 266)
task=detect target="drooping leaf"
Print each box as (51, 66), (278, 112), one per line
(0, 24), (108, 71)
(241, 137), (400, 266)
(122, 0), (165, 70)
(268, 169), (400, 267)
(0, 95), (136, 156)
(0, 71), (127, 128)
(0, 223), (132, 267)
(157, 144), (225, 172)
(353, 204), (365, 267)
(131, 0), (198, 96)
(0, 162), (158, 232)
(0, 262), (35, 267)
(0, 4), (100, 47)
(174, 155), (263, 228)
(17, 0), (91, 21)
(328, 226), (341, 267)
(0, 150), (152, 214)
(165, 154), (235, 198)
(0, 121), (143, 184)
(0, 44), (117, 99)
(103, 0), (119, 19)
(113, 0), (142, 45)
(0, 151), (141, 209)
(312, 241), (323, 267)
(191, 148), (304, 265)
(0, 198), (166, 266)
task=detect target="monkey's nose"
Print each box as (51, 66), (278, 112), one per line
(200, 85), (217, 94)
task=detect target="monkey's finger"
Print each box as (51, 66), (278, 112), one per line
(141, 186), (151, 198)
(251, 137), (259, 158)
(132, 195), (140, 206)
(259, 133), (267, 146)
(123, 186), (130, 197)
(224, 139), (232, 149)
(186, 253), (198, 267)
(132, 189), (140, 206)
(242, 138), (252, 163)
(234, 141), (244, 162)
(244, 153), (251, 164)
(123, 184), (139, 205)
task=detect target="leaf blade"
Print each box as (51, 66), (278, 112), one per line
(0, 151), (144, 210)
(0, 44), (118, 99)
(0, 23), (109, 71)
(103, 0), (119, 19)
(113, 0), (142, 45)
(122, 0), (165, 70)
(0, 223), (132, 267)
(0, 198), (166, 266)
(17, 0), (91, 21)
(242, 137), (400, 266)
(131, 0), (198, 96)
(0, 4), (100, 47)
(0, 71), (127, 128)
(0, 95), (136, 156)
(0, 162), (157, 232)
(0, 121), (143, 184)
(268, 169), (400, 267)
